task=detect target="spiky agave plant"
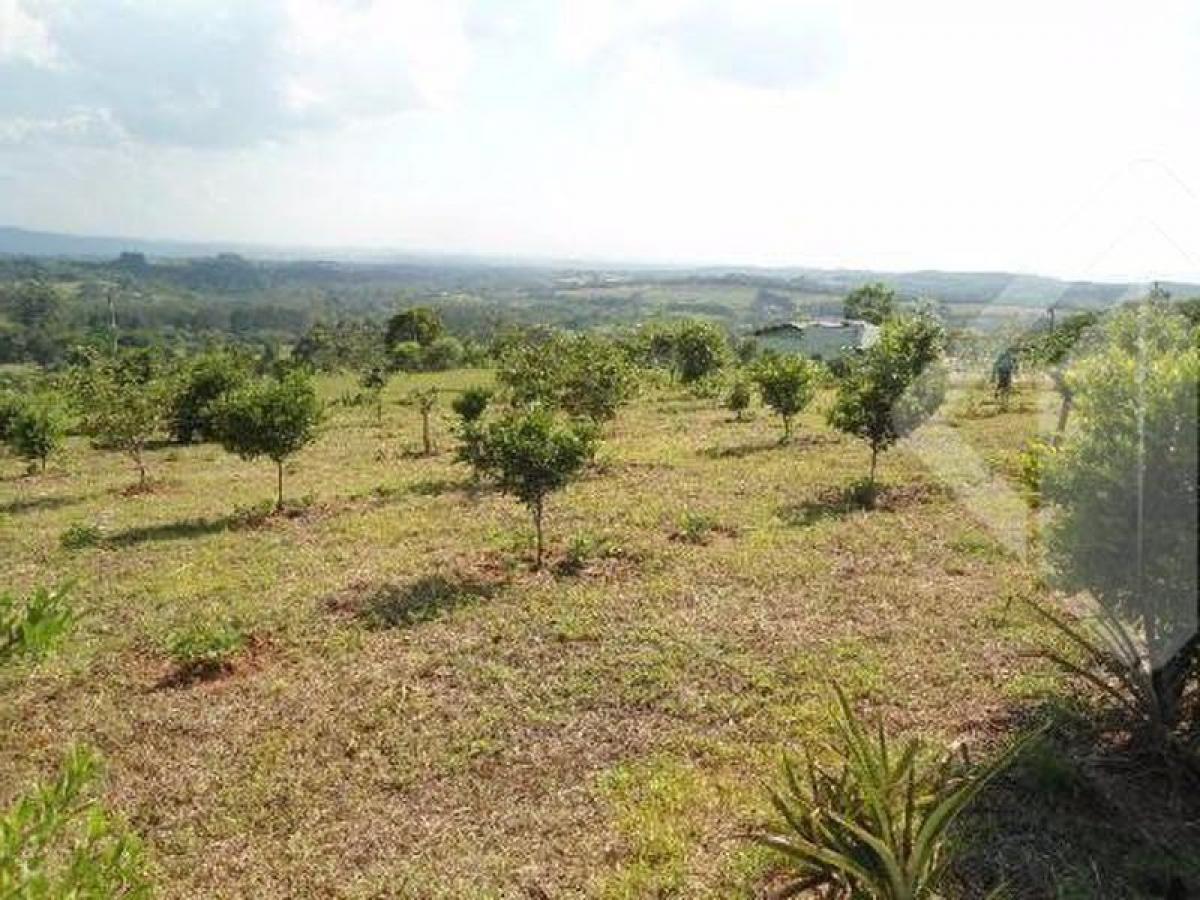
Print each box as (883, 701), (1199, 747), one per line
(754, 686), (1032, 899)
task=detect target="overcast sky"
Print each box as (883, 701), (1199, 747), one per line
(1, 0), (1198, 280)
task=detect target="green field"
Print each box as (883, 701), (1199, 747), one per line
(0, 373), (1191, 897)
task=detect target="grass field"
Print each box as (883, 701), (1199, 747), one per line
(0, 371), (1193, 897)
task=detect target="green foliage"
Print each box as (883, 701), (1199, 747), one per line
(210, 370), (322, 510)
(0, 390), (20, 442)
(675, 510), (717, 545)
(843, 282), (897, 325)
(0, 746), (150, 899)
(497, 332), (637, 423)
(751, 354), (821, 442)
(1016, 439), (1054, 506)
(70, 348), (175, 488)
(451, 386), (492, 425)
(167, 620), (246, 676)
(1, 586), (72, 667)
(673, 320), (731, 385)
(358, 363), (389, 425)
(292, 320), (385, 373)
(4, 393), (68, 472)
(421, 335), (464, 371)
(755, 685), (1032, 900)
(60, 523), (102, 551)
(827, 313), (946, 491)
(724, 375), (752, 421)
(169, 349), (253, 443)
(386, 306), (444, 349)
(461, 406), (597, 568)
(1041, 302), (1198, 726)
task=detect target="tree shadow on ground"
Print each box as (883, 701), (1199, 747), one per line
(777, 481), (948, 527)
(354, 575), (502, 629)
(0, 493), (89, 516)
(701, 433), (841, 459)
(103, 514), (239, 547)
(951, 700), (1200, 899)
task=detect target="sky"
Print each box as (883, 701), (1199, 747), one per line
(1, 0), (1199, 281)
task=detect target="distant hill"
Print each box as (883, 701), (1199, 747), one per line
(2, 225), (1197, 308)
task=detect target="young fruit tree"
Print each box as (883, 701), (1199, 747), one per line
(451, 386), (492, 426)
(750, 354), (821, 442)
(70, 350), (174, 490)
(1042, 302), (1198, 730)
(211, 370), (322, 511)
(556, 334), (638, 424)
(827, 313), (946, 501)
(673, 320), (731, 385)
(359, 364), (389, 426)
(5, 394), (68, 473)
(409, 387), (438, 455)
(461, 407), (597, 569)
(724, 375), (752, 421)
(168, 349), (253, 444)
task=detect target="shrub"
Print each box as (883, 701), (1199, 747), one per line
(0, 746), (150, 898)
(673, 320), (730, 385)
(754, 685), (1033, 899)
(167, 620), (247, 676)
(60, 523), (102, 551)
(385, 306), (444, 349)
(1, 586), (73, 667)
(5, 393), (68, 473)
(210, 370), (322, 511)
(461, 407), (597, 569)
(843, 281), (896, 324)
(358, 364), (389, 425)
(724, 376), (752, 421)
(675, 510), (717, 545)
(422, 335), (464, 371)
(497, 332), (637, 423)
(451, 386), (492, 425)
(751, 354), (821, 442)
(828, 313), (946, 497)
(70, 349), (174, 489)
(169, 349), (252, 443)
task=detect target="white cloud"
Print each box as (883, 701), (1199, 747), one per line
(0, 0), (59, 67)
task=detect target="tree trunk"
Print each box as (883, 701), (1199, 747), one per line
(276, 459), (284, 512)
(135, 446), (146, 488)
(422, 411), (432, 455)
(1051, 369), (1073, 447)
(867, 444), (879, 506)
(782, 415), (792, 444)
(533, 498), (545, 570)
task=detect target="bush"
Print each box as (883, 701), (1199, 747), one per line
(675, 510), (717, 545)
(673, 320), (730, 384)
(451, 386), (492, 425)
(167, 620), (247, 676)
(422, 335), (464, 371)
(60, 523), (103, 551)
(0, 746), (150, 898)
(460, 407), (597, 569)
(1, 586), (73, 667)
(754, 685), (1033, 899)
(751, 354), (821, 442)
(497, 332), (637, 423)
(210, 370), (322, 511)
(724, 376), (752, 421)
(5, 393), (68, 473)
(169, 349), (252, 443)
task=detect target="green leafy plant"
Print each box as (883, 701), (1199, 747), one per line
(5, 393), (68, 473)
(1, 586), (73, 667)
(60, 523), (103, 551)
(673, 320), (731, 385)
(751, 354), (821, 443)
(451, 386), (492, 425)
(358, 364), (389, 426)
(168, 348), (253, 443)
(843, 282), (897, 325)
(675, 510), (717, 545)
(0, 745), (150, 898)
(210, 370), (322, 511)
(167, 620), (247, 677)
(460, 407), (597, 569)
(724, 376), (752, 421)
(755, 685), (1032, 900)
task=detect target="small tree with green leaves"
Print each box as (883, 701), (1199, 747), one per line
(169, 349), (253, 443)
(71, 350), (174, 489)
(409, 387), (439, 455)
(359, 364), (389, 426)
(5, 394), (68, 473)
(211, 371), (322, 511)
(463, 407), (597, 568)
(843, 281), (896, 324)
(673, 320), (731, 385)
(451, 386), (492, 426)
(724, 375), (752, 421)
(827, 313), (946, 500)
(751, 354), (820, 442)
(557, 334), (638, 424)
(0, 746), (150, 898)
